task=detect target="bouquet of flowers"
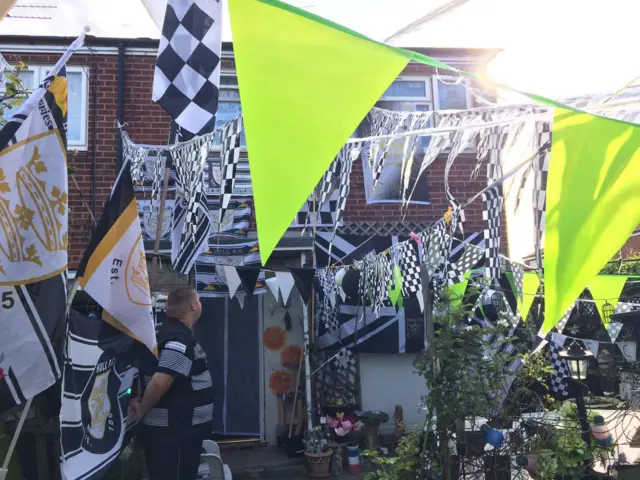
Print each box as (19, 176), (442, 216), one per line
(326, 413), (363, 437)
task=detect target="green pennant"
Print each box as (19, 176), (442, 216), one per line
(389, 264), (403, 310)
(517, 272), (540, 322)
(449, 270), (472, 308)
(229, 0), (410, 264)
(543, 107), (640, 335)
(587, 275), (628, 327)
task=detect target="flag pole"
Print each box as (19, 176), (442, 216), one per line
(0, 397), (33, 480)
(149, 156), (171, 292)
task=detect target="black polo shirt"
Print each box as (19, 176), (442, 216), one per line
(137, 317), (214, 445)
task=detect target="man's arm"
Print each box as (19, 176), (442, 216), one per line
(131, 340), (193, 421)
(133, 373), (174, 419)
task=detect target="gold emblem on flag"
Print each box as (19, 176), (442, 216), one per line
(125, 233), (151, 306)
(0, 133), (67, 282)
(87, 371), (110, 440)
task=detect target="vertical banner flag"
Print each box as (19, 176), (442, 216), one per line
(154, 0), (223, 274)
(0, 30), (87, 411)
(516, 272), (540, 321)
(587, 275), (628, 327)
(543, 107), (640, 335)
(60, 310), (138, 480)
(76, 163), (156, 354)
(153, 0), (223, 138)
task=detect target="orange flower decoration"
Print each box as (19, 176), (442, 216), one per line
(280, 344), (303, 368)
(263, 326), (287, 351)
(269, 370), (292, 395)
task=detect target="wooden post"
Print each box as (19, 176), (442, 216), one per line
(418, 265), (450, 480)
(149, 157), (171, 292)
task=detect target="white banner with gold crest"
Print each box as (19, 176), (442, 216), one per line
(77, 163), (156, 354)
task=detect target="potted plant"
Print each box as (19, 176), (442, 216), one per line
(304, 427), (333, 478)
(325, 413), (363, 444)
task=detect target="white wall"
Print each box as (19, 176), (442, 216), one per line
(262, 287), (305, 444)
(359, 353), (428, 434)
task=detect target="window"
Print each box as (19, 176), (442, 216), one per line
(362, 76), (472, 205)
(213, 72), (245, 148)
(3, 65), (89, 149)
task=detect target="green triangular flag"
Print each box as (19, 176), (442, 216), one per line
(230, 0), (410, 264)
(543, 107), (640, 335)
(449, 270), (472, 308)
(587, 275), (628, 327)
(517, 272), (540, 321)
(389, 264), (403, 310)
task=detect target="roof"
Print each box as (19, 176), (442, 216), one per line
(0, 0), (160, 39)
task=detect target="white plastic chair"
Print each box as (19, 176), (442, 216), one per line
(198, 440), (232, 480)
(202, 439), (221, 456)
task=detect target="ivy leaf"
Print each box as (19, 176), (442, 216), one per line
(26, 244), (37, 257)
(51, 185), (61, 197)
(0, 183), (10, 194)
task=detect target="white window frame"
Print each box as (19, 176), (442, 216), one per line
(431, 75), (473, 112)
(2, 64), (89, 150)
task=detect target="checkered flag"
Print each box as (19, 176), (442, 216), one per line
(219, 115), (243, 223)
(533, 121), (552, 268)
(424, 221), (446, 278)
(510, 262), (524, 302)
(153, 0), (223, 137)
(327, 143), (363, 259)
(399, 242), (421, 296)
(555, 302), (576, 333)
(549, 334), (570, 397)
(171, 136), (214, 274)
(482, 186), (503, 282)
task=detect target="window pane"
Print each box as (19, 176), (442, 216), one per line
(220, 75), (238, 86)
(214, 101), (245, 146)
(436, 81), (468, 110)
(383, 80), (427, 98)
(2, 71), (36, 122)
(377, 101), (431, 148)
(67, 71), (83, 143)
(10, 70), (35, 89)
(219, 89), (240, 100)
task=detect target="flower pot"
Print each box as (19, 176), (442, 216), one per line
(305, 450), (333, 478)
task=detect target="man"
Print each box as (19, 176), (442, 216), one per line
(131, 287), (213, 479)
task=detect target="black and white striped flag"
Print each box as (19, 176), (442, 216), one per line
(60, 309), (139, 480)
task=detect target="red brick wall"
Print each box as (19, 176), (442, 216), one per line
(14, 50), (491, 269)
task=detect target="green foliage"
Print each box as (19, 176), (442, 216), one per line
(600, 249), (640, 276)
(0, 61), (29, 125)
(363, 432), (420, 480)
(414, 287), (516, 430)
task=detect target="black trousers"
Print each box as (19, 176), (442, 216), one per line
(143, 436), (203, 480)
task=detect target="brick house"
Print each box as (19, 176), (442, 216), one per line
(0, 3), (503, 441)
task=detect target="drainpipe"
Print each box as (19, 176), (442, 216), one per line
(90, 46), (98, 221)
(117, 42), (125, 168)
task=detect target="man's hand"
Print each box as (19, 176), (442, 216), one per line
(129, 397), (144, 422)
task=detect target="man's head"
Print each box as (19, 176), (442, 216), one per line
(166, 288), (202, 327)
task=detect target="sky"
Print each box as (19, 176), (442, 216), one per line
(2, 0), (637, 102)
(142, 0), (639, 102)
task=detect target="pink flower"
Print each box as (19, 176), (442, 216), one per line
(341, 420), (353, 431)
(353, 421), (363, 433)
(326, 416), (340, 429)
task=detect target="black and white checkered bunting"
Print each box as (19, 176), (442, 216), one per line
(511, 262), (524, 302)
(549, 334), (570, 397)
(533, 121), (552, 268)
(326, 143), (363, 259)
(482, 186), (503, 282)
(153, 0), (223, 137)
(555, 302), (576, 333)
(219, 115), (243, 223)
(398, 242), (421, 296)
(171, 136), (214, 274)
